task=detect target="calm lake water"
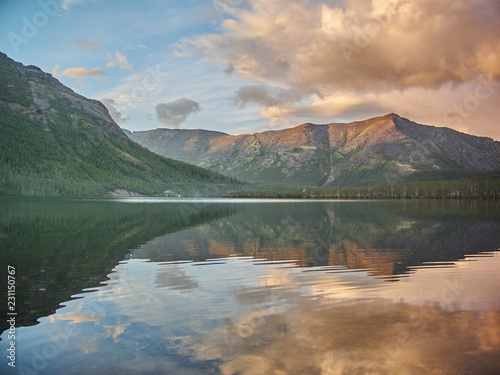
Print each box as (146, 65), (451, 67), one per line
(1, 197), (499, 374)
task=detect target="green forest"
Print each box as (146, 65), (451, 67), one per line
(225, 173), (500, 200)
(0, 54), (243, 197)
(1, 53), (499, 199)
(0, 106), (242, 197)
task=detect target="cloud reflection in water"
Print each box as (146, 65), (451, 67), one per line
(50, 254), (500, 375)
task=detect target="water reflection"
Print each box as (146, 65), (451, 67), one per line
(0, 197), (238, 332)
(1, 198), (500, 374)
(5, 254), (499, 374)
(131, 200), (500, 276)
(155, 264), (199, 291)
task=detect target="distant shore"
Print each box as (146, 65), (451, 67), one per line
(224, 176), (500, 200)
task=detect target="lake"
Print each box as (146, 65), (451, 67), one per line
(1, 197), (499, 374)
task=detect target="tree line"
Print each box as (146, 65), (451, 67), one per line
(225, 176), (500, 200)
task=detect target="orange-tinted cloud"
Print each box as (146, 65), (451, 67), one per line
(106, 51), (133, 71)
(176, 0), (500, 138)
(52, 64), (106, 78)
(177, 0), (500, 92)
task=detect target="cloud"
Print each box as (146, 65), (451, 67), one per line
(106, 51), (133, 71)
(95, 58), (261, 133)
(97, 63), (169, 112)
(60, 0), (101, 10)
(262, 83), (500, 139)
(155, 98), (202, 128)
(172, 266), (500, 375)
(52, 64), (106, 78)
(101, 98), (129, 124)
(60, 0), (84, 10)
(233, 85), (277, 107)
(177, 0), (500, 93)
(74, 39), (100, 52)
(175, 0), (500, 137)
(259, 93), (389, 122)
(72, 78), (90, 91)
(224, 62), (235, 75)
(125, 44), (149, 50)
(233, 85), (306, 108)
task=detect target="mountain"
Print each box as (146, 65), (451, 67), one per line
(0, 52), (241, 196)
(129, 114), (500, 187)
(121, 128), (133, 136)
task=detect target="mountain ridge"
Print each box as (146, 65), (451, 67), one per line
(129, 113), (500, 187)
(0, 52), (241, 196)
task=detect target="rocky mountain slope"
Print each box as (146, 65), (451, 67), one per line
(0, 52), (241, 196)
(129, 114), (500, 187)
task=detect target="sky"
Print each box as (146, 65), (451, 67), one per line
(0, 0), (499, 138)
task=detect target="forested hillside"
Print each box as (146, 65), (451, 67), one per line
(0, 52), (242, 196)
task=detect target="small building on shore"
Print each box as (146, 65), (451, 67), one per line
(164, 190), (180, 197)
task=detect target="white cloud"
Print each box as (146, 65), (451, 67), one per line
(95, 57), (261, 133)
(60, 0), (101, 10)
(96, 63), (170, 123)
(60, 0), (84, 10)
(125, 44), (149, 50)
(106, 51), (133, 71)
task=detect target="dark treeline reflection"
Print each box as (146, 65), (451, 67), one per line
(133, 200), (500, 274)
(1, 198), (500, 336)
(0, 197), (238, 334)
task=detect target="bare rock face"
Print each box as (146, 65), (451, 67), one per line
(111, 189), (146, 197)
(0, 52), (128, 144)
(129, 113), (500, 187)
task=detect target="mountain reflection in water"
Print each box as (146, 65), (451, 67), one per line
(0, 198), (499, 374)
